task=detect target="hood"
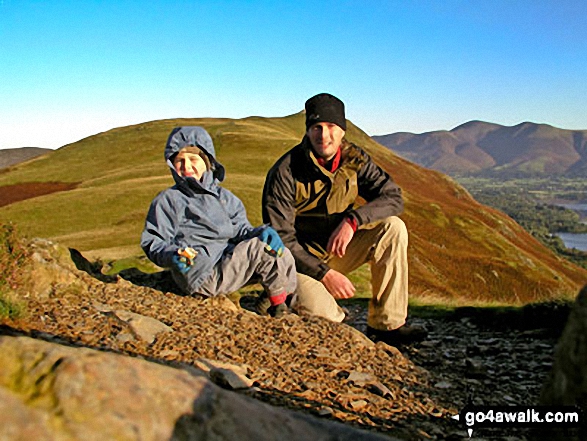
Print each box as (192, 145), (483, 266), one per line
(164, 126), (226, 182)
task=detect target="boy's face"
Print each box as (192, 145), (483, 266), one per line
(173, 149), (208, 180)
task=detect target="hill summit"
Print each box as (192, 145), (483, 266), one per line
(373, 121), (587, 178)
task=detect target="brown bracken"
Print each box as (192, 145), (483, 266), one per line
(0, 182), (79, 207)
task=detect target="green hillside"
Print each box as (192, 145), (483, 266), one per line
(0, 115), (302, 257)
(1, 113), (585, 305)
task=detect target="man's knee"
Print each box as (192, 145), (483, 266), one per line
(369, 216), (407, 262)
(380, 216), (407, 239)
(368, 216), (407, 249)
(292, 273), (345, 322)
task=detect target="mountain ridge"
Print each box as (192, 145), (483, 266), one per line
(373, 121), (587, 177)
(0, 147), (51, 170)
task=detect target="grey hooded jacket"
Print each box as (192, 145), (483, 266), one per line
(141, 126), (257, 292)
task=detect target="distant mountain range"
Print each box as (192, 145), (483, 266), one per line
(373, 121), (587, 178)
(0, 147), (51, 170)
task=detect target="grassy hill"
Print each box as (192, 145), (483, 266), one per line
(373, 121), (587, 178)
(0, 113), (585, 305)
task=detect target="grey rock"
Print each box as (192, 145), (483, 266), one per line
(434, 381), (453, 389)
(202, 295), (239, 311)
(540, 285), (587, 440)
(316, 406), (334, 417)
(366, 381), (394, 399)
(0, 388), (55, 441)
(209, 367), (254, 390)
(465, 358), (487, 378)
(0, 336), (399, 441)
(193, 357), (249, 377)
(113, 310), (173, 344)
(349, 399), (368, 410)
(347, 370), (377, 386)
(542, 285), (587, 408)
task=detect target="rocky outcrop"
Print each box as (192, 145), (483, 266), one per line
(540, 284), (587, 439)
(1, 238), (451, 439)
(541, 285), (587, 407)
(0, 335), (397, 441)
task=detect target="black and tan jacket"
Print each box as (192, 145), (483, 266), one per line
(262, 137), (404, 280)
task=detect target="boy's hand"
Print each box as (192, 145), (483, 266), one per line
(172, 247), (197, 274)
(258, 226), (284, 257)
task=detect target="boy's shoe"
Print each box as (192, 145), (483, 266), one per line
(254, 296), (271, 316)
(366, 324), (428, 347)
(268, 302), (288, 318)
(254, 296), (288, 318)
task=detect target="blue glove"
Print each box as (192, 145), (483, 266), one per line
(172, 254), (191, 274)
(172, 247), (197, 274)
(258, 226), (284, 257)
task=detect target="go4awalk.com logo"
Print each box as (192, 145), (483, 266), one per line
(451, 405), (583, 438)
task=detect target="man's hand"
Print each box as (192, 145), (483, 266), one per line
(327, 220), (354, 258)
(321, 269), (355, 299)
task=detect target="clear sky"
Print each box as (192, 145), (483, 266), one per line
(1, 0), (586, 149)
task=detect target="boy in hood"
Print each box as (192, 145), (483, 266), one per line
(141, 126), (296, 316)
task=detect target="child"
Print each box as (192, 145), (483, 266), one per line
(141, 126), (295, 316)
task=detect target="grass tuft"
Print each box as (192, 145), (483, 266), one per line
(0, 293), (23, 320)
(0, 223), (29, 319)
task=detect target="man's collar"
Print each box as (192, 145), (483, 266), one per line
(316, 147), (342, 172)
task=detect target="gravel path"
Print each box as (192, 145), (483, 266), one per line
(343, 302), (566, 440)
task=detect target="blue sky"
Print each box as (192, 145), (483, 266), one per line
(1, 0), (586, 149)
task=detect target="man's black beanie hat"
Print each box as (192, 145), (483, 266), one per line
(305, 93), (346, 131)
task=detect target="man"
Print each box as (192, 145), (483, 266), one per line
(141, 126), (295, 317)
(262, 93), (425, 344)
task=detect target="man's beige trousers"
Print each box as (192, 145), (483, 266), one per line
(292, 216), (408, 331)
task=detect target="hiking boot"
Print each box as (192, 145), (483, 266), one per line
(366, 324), (428, 346)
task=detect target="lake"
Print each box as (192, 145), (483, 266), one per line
(552, 200), (587, 251)
(555, 202), (587, 223)
(558, 203), (587, 212)
(556, 232), (587, 252)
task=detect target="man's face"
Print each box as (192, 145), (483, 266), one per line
(173, 149), (208, 180)
(307, 122), (345, 160)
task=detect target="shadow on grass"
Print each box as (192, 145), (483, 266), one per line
(69, 247), (184, 294)
(340, 297), (572, 337)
